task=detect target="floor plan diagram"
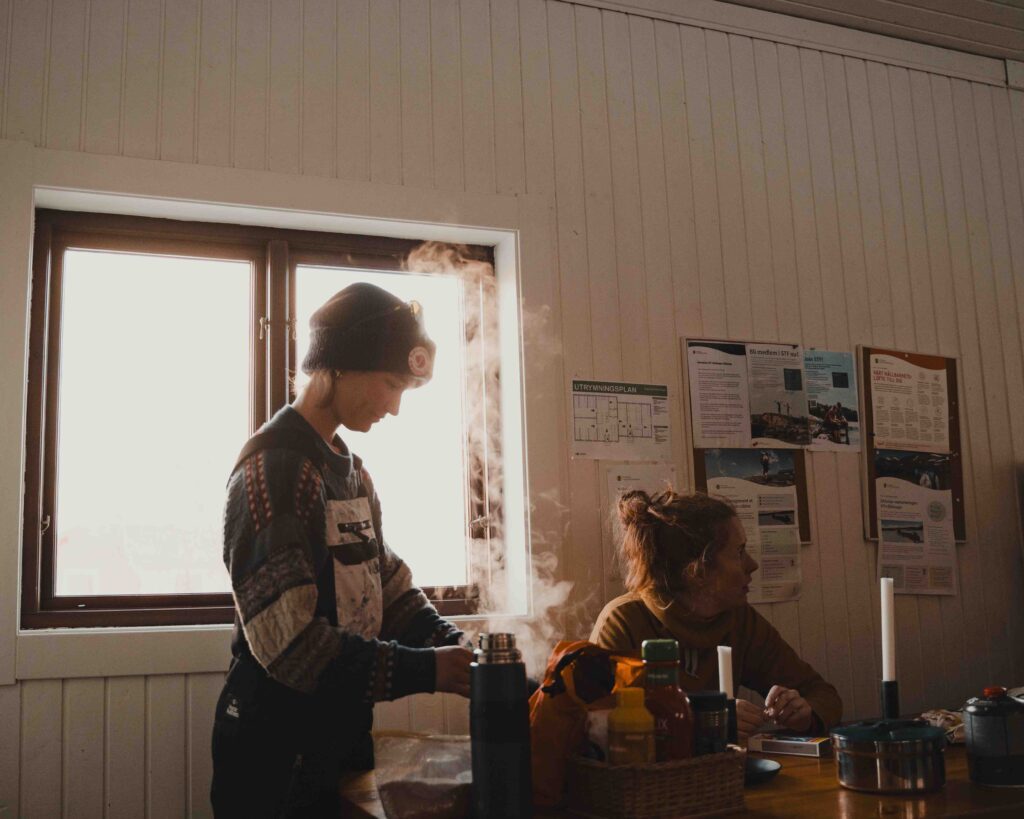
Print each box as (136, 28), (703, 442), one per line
(574, 394), (654, 442)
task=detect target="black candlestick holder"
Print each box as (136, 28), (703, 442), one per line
(881, 680), (900, 719)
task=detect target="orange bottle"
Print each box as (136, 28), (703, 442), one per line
(642, 639), (695, 761)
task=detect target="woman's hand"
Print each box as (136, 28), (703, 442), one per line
(764, 685), (813, 732)
(434, 645), (473, 698)
(735, 699), (764, 742)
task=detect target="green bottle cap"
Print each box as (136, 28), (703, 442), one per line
(642, 639), (680, 662)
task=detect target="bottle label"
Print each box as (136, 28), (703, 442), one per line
(608, 729), (655, 765)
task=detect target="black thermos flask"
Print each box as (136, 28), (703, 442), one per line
(470, 633), (532, 819)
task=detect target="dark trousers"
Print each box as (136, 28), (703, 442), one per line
(210, 681), (343, 818)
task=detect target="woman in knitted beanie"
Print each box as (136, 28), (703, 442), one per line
(590, 490), (842, 742)
(211, 282), (473, 818)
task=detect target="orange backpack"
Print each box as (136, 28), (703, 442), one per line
(528, 640), (644, 808)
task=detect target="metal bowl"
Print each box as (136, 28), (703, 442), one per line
(830, 719), (947, 793)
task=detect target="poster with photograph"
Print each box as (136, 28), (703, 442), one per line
(699, 448), (803, 603)
(570, 379), (671, 462)
(875, 450), (958, 596)
(685, 339), (809, 449)
(860, 346), (964, 541)
(805, 350), (861, 452)
(868, 353), (949, 453)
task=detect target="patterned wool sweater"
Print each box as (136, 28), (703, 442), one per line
(591, 591), (843, 732)
(223, 405), (465, 704)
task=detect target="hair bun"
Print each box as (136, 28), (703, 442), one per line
(617, 489), (652, 526)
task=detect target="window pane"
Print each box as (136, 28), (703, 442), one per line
(54, 250), (249, 596)
(295, 267), (469, 587)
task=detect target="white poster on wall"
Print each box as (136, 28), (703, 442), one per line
(805, 350), (861, 452)
(570, 379), (672, 462)
(875, 449), (958, 596)
(869, 353), (950, 453)
(703, 448), (801, 603)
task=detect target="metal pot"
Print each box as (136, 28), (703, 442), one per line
(963, 686), (1024, 787)
(830, 719), (946, 793)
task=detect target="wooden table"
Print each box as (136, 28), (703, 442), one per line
(340, 745), (1024, 818)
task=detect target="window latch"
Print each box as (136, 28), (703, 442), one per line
(259, 316), (270, 340)
(40, 515), (51, 536)
(285, 318), (296, 340)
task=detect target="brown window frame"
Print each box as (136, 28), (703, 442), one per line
(22, 209), (496, 628)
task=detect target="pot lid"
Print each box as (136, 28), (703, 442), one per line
(830, 719), (945, 742)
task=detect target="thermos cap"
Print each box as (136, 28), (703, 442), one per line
(688, 691), (728, 712)
(641, 639), (680, 662)
(474, 633), (522, 664)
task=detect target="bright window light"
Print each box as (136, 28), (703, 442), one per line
(55, 250), (249, 596)
(295, 266), (469, 587)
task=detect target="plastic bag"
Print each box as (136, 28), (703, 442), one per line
(373, 731), (471, 819)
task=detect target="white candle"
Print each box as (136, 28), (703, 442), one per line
(881, 577), (896, 681)
(717, 645), (734, 698)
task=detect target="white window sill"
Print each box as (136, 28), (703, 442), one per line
(15, 625), (233, 680)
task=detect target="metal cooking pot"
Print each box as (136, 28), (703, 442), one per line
(830, 719), (946, 793)
(963, 685), (1024, 787)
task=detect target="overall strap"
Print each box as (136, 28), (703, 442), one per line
(231, 427), (328, 476)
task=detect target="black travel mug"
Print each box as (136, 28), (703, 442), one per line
(470, 633), (532, 819)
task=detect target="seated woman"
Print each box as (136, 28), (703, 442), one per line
(590, 490), (842, 740)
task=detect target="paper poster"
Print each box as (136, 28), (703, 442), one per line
(875, 449), (958, 596)
(703, 448), (801, 603)
(747, 343), (810, 448)
(869, 353), (950, 453)
(805, 350), (861, 452)
(571, 380), (671, 461)
(603, 463), (678, 582)
(686, 340), (809, 449)
(685, 341), (751, 448)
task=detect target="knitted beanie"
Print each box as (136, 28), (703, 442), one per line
(301, 282), (436, 383)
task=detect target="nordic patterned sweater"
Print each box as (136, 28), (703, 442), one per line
(223, 405), (465, 707)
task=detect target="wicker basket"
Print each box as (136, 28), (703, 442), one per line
(567, 749), (746, 819)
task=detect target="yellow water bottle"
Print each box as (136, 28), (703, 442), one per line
(608, 687), (656, 765)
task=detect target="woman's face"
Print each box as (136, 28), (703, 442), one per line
(333, 371), (416, 432)
(703, 516), (759, 613)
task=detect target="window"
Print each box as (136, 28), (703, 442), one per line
(21, 210), (498, 627)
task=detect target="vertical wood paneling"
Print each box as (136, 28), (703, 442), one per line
(407, 692), (445, 735)
(680, 25), (728, 337)
(0, 0), (11, 139)
(602, 11), (648, 379)
(372, 698), (411, 732)
(368, 0), (400, 184)
(63, 678), (105, 819)
(399, 0), (431, 188)
(196, 0), (234, 167)
(442, 692), (469, 735)
(429, 0), (462, 190)
(518, 0), (554, 198)
(0, 683), (21, 818)
(20, 680), (62, 819)
(971, 82), (1024, 681)
(186, 674), (222, 819)
(729, 34), (777, 343)
(301, 0), (336, 177)
(629, 15), (685, 475)
(490, 0), (526, 195)
(336, 0), (369, 181)
(160, 0), (198, 163)
(233, 0), (269, 170)
(3, 0), (49, 143)
(83, 0), (126, 155)
(146, 676), (186, 819)
(44, 0), (86, 150)
(122, 0), (161, 159)
(267, 0), (300, 174)
(105, 677), (146, 819)
(706, 30), (753, 339)
(459, 0), (495, 194)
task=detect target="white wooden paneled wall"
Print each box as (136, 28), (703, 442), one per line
(2, 0), (1024, 816)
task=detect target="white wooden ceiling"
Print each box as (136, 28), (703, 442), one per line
(717, 0), (1024, 61)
